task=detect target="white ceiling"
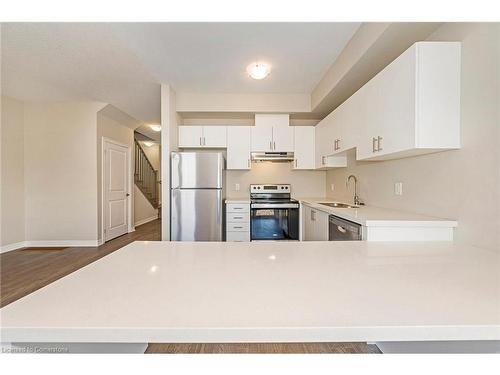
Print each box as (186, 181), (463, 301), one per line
(1, 22), (360, 124)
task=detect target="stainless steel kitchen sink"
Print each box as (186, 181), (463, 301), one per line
(318, 202), (358, 209)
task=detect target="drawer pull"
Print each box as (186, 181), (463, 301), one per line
(233, 226), (243, 229)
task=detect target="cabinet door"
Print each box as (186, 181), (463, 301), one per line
(302, 205), (312, 241)
(293, 126), (315, 169)
(203, 126), (227, 148)
(314, 210), (329, 241)
(178, 126), (203, 148)
(251, 123), (273, 152)
(227, 127), (251, 170)
(356, 46), (416, 160)
(273, 122), (294, 152)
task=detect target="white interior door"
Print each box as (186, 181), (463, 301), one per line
(104, 140), (129, 241)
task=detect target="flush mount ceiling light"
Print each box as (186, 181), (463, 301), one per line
(247, 62), (271, 80)
(150, 124), (161, 132)
(143, 141), (154, 147)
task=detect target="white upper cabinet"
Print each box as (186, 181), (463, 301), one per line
(227, 126), (251, 170)
(202, 126), (227, 148)
(355, 42), (461, 161)
(178, 126), (227, 148)
(293, 126), (315, 170)
(178, 126), (204, 147)
(314, 41), (461, 165)
(314, 115), (347, 169)
(252, 114), (293, 152)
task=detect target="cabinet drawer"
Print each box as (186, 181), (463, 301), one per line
(227, 212), (250, 222)
(226, 203), (249, 213)
(226, 222), (249, 232)
(226, 231), (250, 242)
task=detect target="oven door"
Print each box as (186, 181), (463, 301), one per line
(250, 206), (299, 241)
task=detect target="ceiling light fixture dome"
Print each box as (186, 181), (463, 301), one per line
(150, 124), (161, 132)
(247, 62), (271, 80)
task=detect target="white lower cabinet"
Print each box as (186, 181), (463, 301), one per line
(226, 203), (250, 242)
(302, 205), (329, 241)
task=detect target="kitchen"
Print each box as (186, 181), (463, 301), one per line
(1, 20), (499, 359)
(172, 41), (460, 244)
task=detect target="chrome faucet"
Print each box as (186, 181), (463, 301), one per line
(346, 175), (362, 206)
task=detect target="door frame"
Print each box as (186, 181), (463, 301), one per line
(101, 137), (134, 244)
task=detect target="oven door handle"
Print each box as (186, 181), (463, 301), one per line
(251, 203), (299, 209)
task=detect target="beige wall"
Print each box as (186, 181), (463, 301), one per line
(97, 111), (135, 240)
(227, 162), (326, 198)
(134, 185), (158, 225)
(325, 23), (500, 251)
(1, 96), (25, 246)
(23, 101), (105, 242)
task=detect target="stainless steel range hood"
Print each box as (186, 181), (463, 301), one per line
(251, 152), (294, 162)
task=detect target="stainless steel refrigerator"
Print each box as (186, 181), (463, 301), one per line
(170, 152), (225, 241)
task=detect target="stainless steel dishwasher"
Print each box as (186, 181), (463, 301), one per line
(328, 215), (363, 241)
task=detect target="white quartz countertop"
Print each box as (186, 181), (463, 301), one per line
(225, 198), (250, 204)
(1, 240), (498, 343)
(297, 198), (458, 227)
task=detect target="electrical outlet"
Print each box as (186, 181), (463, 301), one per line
(330, 183), (335, 192)
(394, 182), (403, 196)
(235, 183), (240, 191)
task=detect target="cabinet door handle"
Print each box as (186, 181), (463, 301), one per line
(273, 141), (276, 150)
(295, 159), (298, 168)
(247, 159), (250, 168)
(269, 141), (272, 150)
(200, 137), (202, 146)
(377, 136), (383, 151)
(311, 210), (316, 221)
(322, 156), (325, 165)
(372, 137), (378, 152)
(337, 139), (341, 150)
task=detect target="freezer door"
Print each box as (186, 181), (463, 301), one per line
(171, 189), (223, 241)
(171, 152), (224, 189)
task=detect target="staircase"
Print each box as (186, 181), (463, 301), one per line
(134, 139), (160, 209)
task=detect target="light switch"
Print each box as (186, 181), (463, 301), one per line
(235, 183), (240, 191)
(394, 182), (403, 196)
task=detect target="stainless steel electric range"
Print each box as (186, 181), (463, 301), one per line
(250, 184), (299, 241)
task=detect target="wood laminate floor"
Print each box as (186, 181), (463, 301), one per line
(146, 342), (381, 354)
(0, 219), (161, 308)
(0, 219), (380, 354)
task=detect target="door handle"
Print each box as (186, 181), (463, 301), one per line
(377, 136), (383, 152)
(337, 225), (347, 234)
(126, 193), (130, 197)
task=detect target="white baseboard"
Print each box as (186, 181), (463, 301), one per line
(1, 241), (27, 254)
(1, 240), (100, 254)
(134, 215), (158, 227)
